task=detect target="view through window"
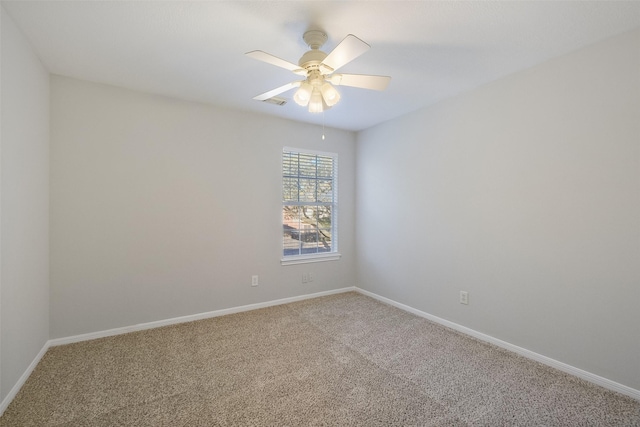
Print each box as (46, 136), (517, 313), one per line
(282, 148), (337, 258)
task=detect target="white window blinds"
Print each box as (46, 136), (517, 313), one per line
(282, 148), (338, 258)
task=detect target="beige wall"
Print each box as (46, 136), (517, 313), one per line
(356, 29), (640, 390)
(1, 7), (50, 401)
(50, 76), (357, 338)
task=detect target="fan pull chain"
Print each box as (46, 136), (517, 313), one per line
(322, 111), (326, 140)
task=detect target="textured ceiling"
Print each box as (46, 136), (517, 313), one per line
(3, 1), (640, 131)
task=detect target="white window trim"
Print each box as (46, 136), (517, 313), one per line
(281, 147), (340, 266)
(281, 252), (342, 266)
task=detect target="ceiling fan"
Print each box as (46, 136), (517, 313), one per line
(246, 30), (391, 113)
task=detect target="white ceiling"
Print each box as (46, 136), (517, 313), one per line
(3, 1), (640, 131)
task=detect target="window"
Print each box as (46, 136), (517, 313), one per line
(282, 148), (340, 264)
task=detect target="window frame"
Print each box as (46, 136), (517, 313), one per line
(281, 147), (341, 265)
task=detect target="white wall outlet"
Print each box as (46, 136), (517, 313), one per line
(308, 272), (314, 282)
(460, 291), (469, 305)
(251, 275), (259, 287)
(302, 273), (309, 283)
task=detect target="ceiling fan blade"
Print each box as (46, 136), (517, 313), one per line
(330, 74), (391, 91)
(253, 81), (301, 101)
(321, 34), (370, 72)
(245, 50), (303, 73)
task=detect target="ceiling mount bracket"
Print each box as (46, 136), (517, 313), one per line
(303, 30), (328, 50)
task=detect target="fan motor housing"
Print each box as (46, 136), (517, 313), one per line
(299, 30), (330, 71)
(298, 50), (328, 70)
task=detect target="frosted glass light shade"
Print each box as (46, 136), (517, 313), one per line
(293, 82), (313, 106)
(320, 83), (340, 106)
(308, 88), (324, 113)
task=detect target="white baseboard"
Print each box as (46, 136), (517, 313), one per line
(355, 287), (640, 401)
(0, 340), (51, 416)
(50, 286), (357, 347)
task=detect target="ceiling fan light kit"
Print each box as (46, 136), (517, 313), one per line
(247, 29), (390, 113)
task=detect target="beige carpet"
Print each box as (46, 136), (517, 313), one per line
(2, 292), (639, 426)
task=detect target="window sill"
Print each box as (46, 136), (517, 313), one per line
(281, 253), (342, 266)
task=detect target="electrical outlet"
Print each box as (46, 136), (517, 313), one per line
(460, 291), (469, 305)
(308, 272), (315, 282)
(302, 273), (309, 283)
(251, 275), (259, 287)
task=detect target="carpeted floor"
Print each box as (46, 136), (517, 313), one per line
(1, 292), (639, 426)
